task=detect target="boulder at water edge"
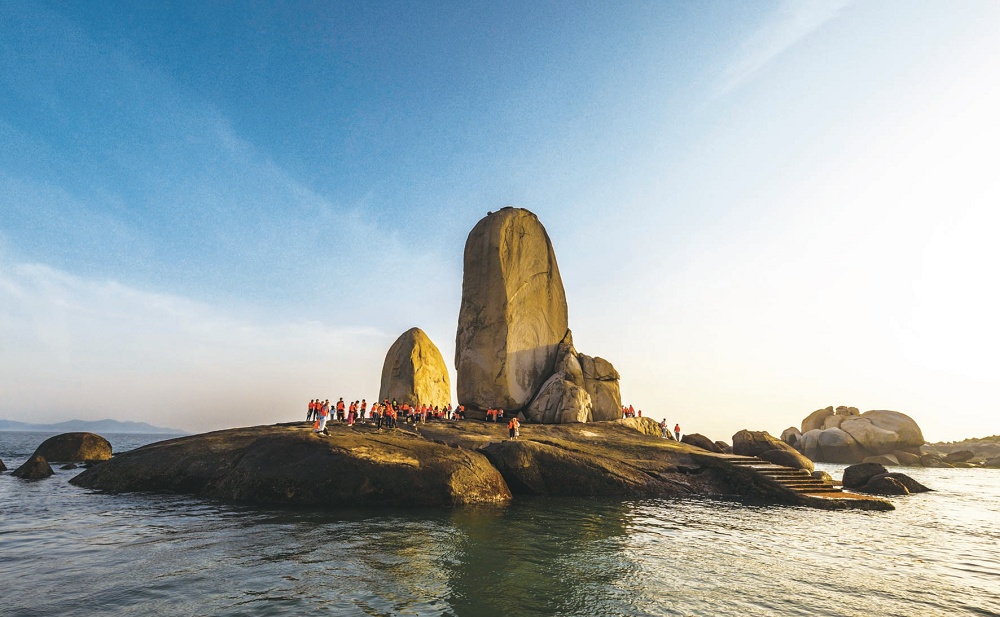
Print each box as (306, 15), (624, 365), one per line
(72, 424), (512, 507)
(379, 327), (452, 407)
(732, 430), (814, 472)
(0, 458), (6, 472)
(842, 462), (888, 489)
(12, 455), (54, 479)
(858, 475), (909, 496)
(455, 208), (569, 411)
(32, 432), (112, 462)
(943, 450), (975, 464)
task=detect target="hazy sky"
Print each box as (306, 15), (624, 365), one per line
(2, 1), (998, 441)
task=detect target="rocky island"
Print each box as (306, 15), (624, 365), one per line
(70, 209), (893, 511)
(70, 419), (892, 510)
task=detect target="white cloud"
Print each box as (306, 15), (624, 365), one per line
(0, 261), (389, 432)
(715, 0), (851, 98)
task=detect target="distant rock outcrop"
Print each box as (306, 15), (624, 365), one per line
(0, 458), (6, 472)
(32, 432), (112, 462)
(379, 327), (451, 407)
(793, 408), (924, 464)
(456, 208), (621, 422)
(12, 455), (54, 479)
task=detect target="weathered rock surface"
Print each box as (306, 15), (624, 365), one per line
(455, 208), (569, 411)
(682, 433), (724, 453)
(617, 417), (663, 438)
(72, 425), (511, 507)
(983, 457), (1000, 469)
(858, 475), (909, 496)
(793, 409), (924, 464)
(714, 441), (733, 454)
(70, 420), (889, 510)
(780, 427), (801, 447)
(60, 463), (79, 470)
(32, 432), (112, 462)
(919, 454), (952, 468)
(759, 448), (813, 470)
(12, 455), (54, 479)
(874, 472), (931, 493)
(811, 470), (833, 483)
(522, 330), (622, 423)
(944, 450), (975, 464)
(802, 407), (834, 433)
(732, 430), (814, 471)
(921, 436), (1000, 463)
(379, 327), (452, 407)
(842, 463), (888, 489)
(863, 454), (900, 466)
(580, 353), (622, 421)
(891, 450), (921, 466)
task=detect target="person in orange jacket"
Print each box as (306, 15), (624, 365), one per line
(507, 417), (520, 440)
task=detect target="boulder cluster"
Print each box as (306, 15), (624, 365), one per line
(380, 208), (621, 423)
(781, 406), (926, 465)
(841, 462), (931, 496)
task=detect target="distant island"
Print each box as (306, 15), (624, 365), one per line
(0, 418), (186, 435)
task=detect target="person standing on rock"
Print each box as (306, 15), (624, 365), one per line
(660, 419), (669, 439)
(674, 423), (681, 441)
(315, 401), (330, 435)
(508, 417), (520, 440)
(307, 399), (315, 422)
(359, 399), (367, 423)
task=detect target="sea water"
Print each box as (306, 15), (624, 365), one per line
(1, 431), (998, 616)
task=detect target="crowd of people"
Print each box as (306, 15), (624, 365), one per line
(305, 397), (673, 442)
(306, 397), (470, 435)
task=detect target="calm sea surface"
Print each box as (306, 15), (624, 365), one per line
(1, 431), (998, 617)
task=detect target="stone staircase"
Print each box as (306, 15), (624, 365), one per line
(715, 454), (842, 496)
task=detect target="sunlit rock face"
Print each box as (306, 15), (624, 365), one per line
(455, 208), (569, 411)
(794, 408), (925, 464)
(379, 327), (451, 407)
(455, 207), (623, 422)
(524, 330), (622, 423)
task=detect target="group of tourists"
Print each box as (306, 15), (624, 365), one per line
(659, 419), (681, 441)
(306, 398), (467, 435)
(484, 407), (505, 422)
(621, 404), (642, 418)
(306, 397), (672, 443)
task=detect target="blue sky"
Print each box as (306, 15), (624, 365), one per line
(2, 1), (998, 440)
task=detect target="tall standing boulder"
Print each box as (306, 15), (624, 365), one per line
(456, 208), (569, 411)
(379, 327), (452, 407)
